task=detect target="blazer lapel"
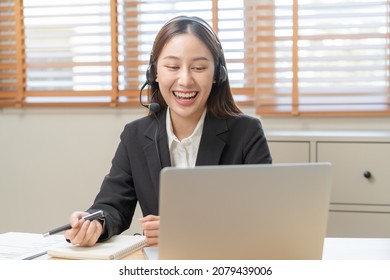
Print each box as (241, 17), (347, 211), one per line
(143, 110), (171, 197)
(196, 113), (228, 165)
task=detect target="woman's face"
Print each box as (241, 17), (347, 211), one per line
(156, 33), (215, 124)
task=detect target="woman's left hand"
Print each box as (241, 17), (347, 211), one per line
(139, 215), (160, 246)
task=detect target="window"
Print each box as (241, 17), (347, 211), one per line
(1, 0), (389, 116)
(253, 0), (390, 116)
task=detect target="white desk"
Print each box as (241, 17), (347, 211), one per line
(1, 232), (390, 260)
(322, 237), (390, 260)
(141, 238), (390, 260)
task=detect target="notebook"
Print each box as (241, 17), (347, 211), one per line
(0, 232), (67, 260)
(154, 163), (332, 260)
(47, 235), (146, 260)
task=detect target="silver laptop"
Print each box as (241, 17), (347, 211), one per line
(147, 163), (332, 260)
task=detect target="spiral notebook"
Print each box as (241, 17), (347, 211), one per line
(47, 235), (146, 260)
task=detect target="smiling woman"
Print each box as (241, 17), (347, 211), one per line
(63, 16), (272, 247)
(1, 0), (389, 116)
(156, 34), (215, 133)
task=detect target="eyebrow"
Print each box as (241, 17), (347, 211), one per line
(161, 55), (211, 62)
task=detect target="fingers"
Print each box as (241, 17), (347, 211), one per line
(64, 211), (103, 247)
(144, 236), (159, 246)
(68, 211), (84, 228)
(140, 215), (160, 246)
(77, 220), (103, 247)
(64, 211), (86, 241)
(139, 214), (160, 223)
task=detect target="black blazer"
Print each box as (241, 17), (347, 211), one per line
(89, 109), (272, 240)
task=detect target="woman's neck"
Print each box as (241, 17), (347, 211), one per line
(170, 110), (203, 141)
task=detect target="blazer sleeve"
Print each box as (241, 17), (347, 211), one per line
(88, 125), (138, 241)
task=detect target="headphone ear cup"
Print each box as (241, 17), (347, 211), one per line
(146, 67), (151, 83)
(146, 63), (157, 85)
(217, 65), (227, 84)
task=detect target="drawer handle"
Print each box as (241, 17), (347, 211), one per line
(363, 171), (372, 179)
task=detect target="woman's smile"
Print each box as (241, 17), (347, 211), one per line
(172, 90), (198, 100)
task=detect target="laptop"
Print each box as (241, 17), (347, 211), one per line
(145, 163), (332, 260)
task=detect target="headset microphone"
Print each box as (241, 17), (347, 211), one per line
(139, 81), (161, 113)
(147, 102), (161, 113)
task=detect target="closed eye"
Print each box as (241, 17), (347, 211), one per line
(192, 66), (207, 72)
(165, 65), (179, 71)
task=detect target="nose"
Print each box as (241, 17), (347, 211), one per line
(177, 68), (194, 86)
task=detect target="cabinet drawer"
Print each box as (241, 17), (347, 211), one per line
(267, 141), (310, 163)
(327, 211), (390, 238)
(317, 142), (390, 204)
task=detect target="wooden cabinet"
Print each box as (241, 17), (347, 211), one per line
(266, 131), (390, 237)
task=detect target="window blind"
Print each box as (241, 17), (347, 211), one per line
(1, 0), (390, 116)
(22, 0), (114, 105)
(252, 0), (390, 116)
(0, 0), (24, 106)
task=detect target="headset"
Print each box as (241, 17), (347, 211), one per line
(140, 16), (228, 113)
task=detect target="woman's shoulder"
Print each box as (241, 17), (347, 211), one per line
(124, 114), (154, 128)
(124, 109), (166, 130)
(120, 115), (157, 139)
(226, 113), (262, 126)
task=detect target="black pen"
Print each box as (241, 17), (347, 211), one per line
(42, 210), (104, 237)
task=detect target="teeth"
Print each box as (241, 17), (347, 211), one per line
(173, 91), (197, 99)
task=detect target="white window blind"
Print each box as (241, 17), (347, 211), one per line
(1, 0), (389, 116)
(252, 0), (390, 116)
(23, 0), (114, 104)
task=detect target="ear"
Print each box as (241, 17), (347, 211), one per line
(155, 74), (158, 82)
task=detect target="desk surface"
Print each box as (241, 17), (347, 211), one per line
(43, 237), (390, 260)
(322, 237), (390, 260)
(2, 232), (389, 260)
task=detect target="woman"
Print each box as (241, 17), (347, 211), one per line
(65, 16), (272, 247)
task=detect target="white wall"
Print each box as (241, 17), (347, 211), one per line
(0, 108), (146, 235)
(1, 107), (389, 235)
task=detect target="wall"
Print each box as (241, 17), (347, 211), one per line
(1, 107), (389, 235)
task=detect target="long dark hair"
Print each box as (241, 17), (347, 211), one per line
(146, 16), (242, 118)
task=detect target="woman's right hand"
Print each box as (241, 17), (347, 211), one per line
(64, 211), (103, 247)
